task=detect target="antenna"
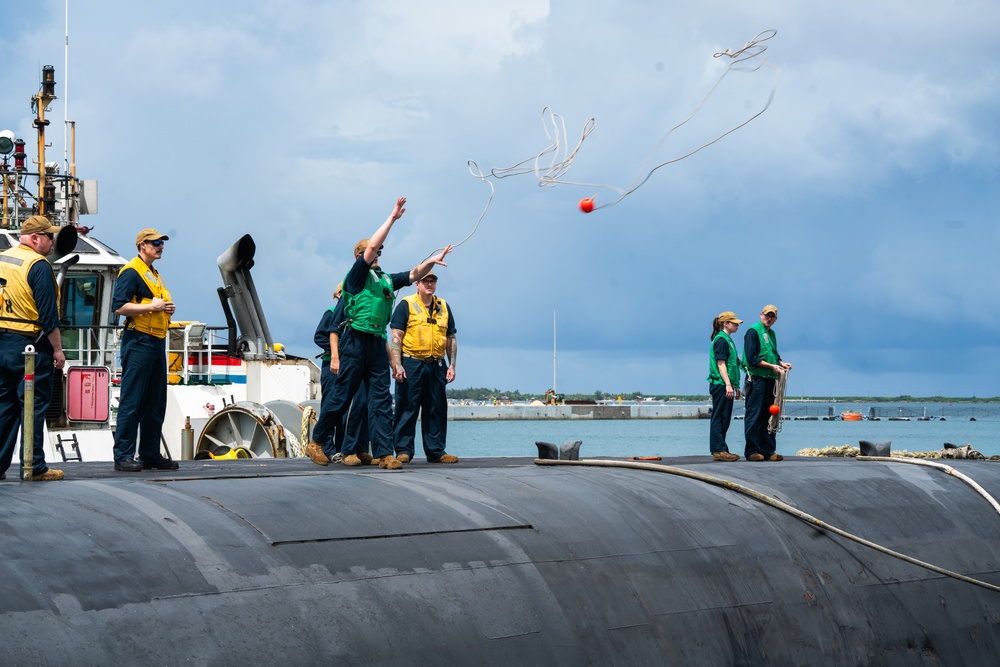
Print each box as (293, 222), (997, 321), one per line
(63, 0), (69, 175)
(553, 309), (557, 398)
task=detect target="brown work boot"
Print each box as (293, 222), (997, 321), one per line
(305, 441), (329, 466)
(396, 453), (411, 463)
(712, 452), (740, 462)
(342, 454), (362, 466)
(768, 453), (784, 462)
(379, 454), (403, 470)
(357, 452), (374, 465)
(431, 453), (459, 464)
(33, 469), (65, 481)
(748, 453), (765, 462)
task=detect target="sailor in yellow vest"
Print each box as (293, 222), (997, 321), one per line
(111, 228), (179, 472)
(389, 271), (458, 463)
(0, 216), (66, 481)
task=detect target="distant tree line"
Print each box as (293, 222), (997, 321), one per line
(446, 387), (1000, 403)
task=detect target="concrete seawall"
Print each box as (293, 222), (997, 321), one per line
(448, 404), (711, 420)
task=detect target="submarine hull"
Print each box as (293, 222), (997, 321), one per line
(2, 456), (999, 665)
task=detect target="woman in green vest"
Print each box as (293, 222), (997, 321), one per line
(707, 311), (743, 462)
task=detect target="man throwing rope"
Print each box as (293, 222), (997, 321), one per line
(743, 304), (792, 462)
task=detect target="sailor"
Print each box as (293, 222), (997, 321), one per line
(743, 304), (792, 462)
(306, 196), (452, 469)
(111, 228), (179, 472)
(707, 311), (742, 462)
(312, 283), (369, 463)
(389, 270), (459, 463)
(0, 216), (66, 481)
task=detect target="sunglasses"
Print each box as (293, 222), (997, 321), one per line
(147, 239), (165, 247)
(37, 232), (54, 240)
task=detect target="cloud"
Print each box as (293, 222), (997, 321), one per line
(3, 0), (998, 398)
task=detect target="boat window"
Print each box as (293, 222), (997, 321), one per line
(62, 273), (101, 327)
(61, 273), (104, 362)
(0, 236), (11, 251)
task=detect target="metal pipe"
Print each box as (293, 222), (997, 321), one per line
(22, 344), (36, 481)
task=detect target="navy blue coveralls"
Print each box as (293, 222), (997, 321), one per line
(708, 335), (736, 455)
(743, 327), (779, 459)
(389, 300), (457, 461)
(313, 300), (369, 458)
(310, 257), (410, 459)
(111, 268), (169, 465)
(0, 258), (60, 478)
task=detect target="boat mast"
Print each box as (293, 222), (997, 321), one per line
(553, 309), (557, 398)
(64, 0), (69, 177)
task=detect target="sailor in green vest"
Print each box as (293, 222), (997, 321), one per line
(306, 197), (453, 470)
(707, 311), (742, 462)
(111, 228), (179, 472)
(0, 216), (67, 481)
(743, 304), (792, 461)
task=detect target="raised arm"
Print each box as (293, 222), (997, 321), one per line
(364, 197), (406, 264)
(409, 244), (453, 283)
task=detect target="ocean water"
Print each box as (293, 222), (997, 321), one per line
(433, 408), (1000, 459)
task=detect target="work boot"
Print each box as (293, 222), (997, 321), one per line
(379, 454), (403, 470)
(114, 460), (143, 472)
(305, 441), (329, 466)
(0, 472), (5, 480)
(712, 452), (740, 462)
(430, 453), (459, 464)
(768, 453), (784, 462)
(357, 452), (374, 466)
(747, 453), (765, 462)
(396, 453), (411, 464)
(342, 454), (362, 466)
(33, 469), (65, 481)
(142, 458), (180, 470)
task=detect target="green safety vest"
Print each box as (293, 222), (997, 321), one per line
(708, 331), (741, 386)
(744, 321), (779, 379)
(344, 268), (395, 337)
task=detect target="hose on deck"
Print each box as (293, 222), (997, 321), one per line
(535, 457), (1000, 594)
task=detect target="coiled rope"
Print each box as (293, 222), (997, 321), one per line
(768, 368), (788, 434)
(534, 458), (1000, 594)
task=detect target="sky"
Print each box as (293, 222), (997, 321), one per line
(2, 1), (998, 398)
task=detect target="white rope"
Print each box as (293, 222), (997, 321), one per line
(536, 458), (1000, 594)
(857, 456), (1000, 517)
(464, 28), (779, 222)
(768, 368), (788, 434)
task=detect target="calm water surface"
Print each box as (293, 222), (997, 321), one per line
(434, 412), (1000, 459)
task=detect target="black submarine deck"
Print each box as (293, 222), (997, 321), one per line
(3, 455), (1000, 665)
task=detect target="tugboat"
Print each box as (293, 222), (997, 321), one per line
(2, 66), (320, 464)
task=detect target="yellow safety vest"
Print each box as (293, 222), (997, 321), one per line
(119, 256), (172, 338)
(400, 293), (449, 359)
(0, 244), (59, 335)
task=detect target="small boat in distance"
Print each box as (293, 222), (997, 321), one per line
(842, 411), (863, 421)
